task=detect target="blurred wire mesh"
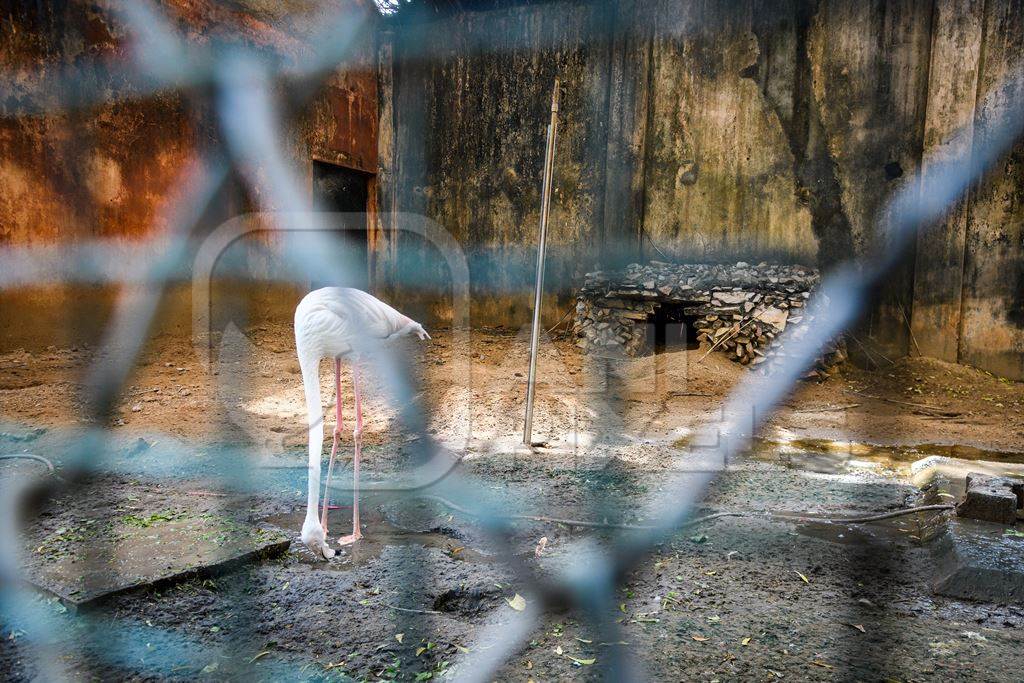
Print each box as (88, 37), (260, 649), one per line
(0, 1), (1022, 681)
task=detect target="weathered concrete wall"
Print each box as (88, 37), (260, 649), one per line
(388, 0), (1024, 378)
(957, 0), (1024, 380)
(0, 1), (380, 351)
(384, 1), (612, 326)
(910, 0), (984, 363)
(0, 5), (197, 246)
(2, 1), (1022, 378)
(0, 4), (200, 349)
(808, 0), (934, 359)
(643, 0), (817, 264)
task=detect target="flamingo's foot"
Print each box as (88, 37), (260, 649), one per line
(301, 518), (336, 560)
(336, 531), (363, 546)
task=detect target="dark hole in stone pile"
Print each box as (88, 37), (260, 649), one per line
(650, 303), (702, 352)
(573, 261), (846, 379)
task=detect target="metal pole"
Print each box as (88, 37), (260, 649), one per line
(523, 78), (560, 446)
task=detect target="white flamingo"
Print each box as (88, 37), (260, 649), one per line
(295, 287), (430, 559)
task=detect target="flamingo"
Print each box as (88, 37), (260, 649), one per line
(295, 287), (430, 559)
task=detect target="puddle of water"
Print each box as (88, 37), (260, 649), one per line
(672, 436), (1024, 476)
(263, 508), (493, 569)
(785, 513), (948, 547)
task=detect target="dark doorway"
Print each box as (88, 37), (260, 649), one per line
(312, 160), (370, 290)
(649, 303), (701, 354)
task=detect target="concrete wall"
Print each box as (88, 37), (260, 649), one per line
(0, 1), (380, 350)
(385, 0), (1024, 379)
(1, 1), (1021, 379)
(378, 1), (613, 324)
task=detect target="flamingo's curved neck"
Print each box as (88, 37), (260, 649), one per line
(298, 348), (324, 525)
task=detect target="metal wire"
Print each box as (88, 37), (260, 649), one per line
(0, 1), (1022, 681)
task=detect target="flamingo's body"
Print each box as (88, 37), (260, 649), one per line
(295, 287), (429, 559)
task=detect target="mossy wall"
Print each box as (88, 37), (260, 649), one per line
(387, 0), (1024, 379)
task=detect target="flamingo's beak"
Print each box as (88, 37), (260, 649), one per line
(417, 325), (431, 341)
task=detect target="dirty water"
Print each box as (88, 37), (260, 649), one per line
(790, 513), (947, 547)
(718, 437), (1024, 476)
(263, 507), (495, 570)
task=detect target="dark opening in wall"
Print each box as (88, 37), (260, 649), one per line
(312, 160), (370, 289)
(648, 303), (701, 354)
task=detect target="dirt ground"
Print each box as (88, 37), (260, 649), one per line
(2, 324), (1024, 680)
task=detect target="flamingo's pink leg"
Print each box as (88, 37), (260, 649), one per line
(320, 358), (343, 535)
(337, 363), (363, 545)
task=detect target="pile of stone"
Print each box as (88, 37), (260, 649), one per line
(573, 261), (845, 378)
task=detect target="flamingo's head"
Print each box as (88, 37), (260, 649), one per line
(301, 518), (335, 560)
(412, 323), (431, 341)
(399, 318), (430, 341)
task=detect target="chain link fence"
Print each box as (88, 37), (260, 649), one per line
(1, 1), (1023, 680)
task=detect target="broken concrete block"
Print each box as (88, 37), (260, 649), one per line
(966, 472), (1024, 508)
(957, 485), (1018, 525)
(933, 518), (1024, 604)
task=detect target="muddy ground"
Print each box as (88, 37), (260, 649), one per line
(2, 324), (1024, 680)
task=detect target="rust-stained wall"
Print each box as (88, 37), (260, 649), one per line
(0, 4), (200, 349)
(2, 1), (1021, 379)
(0, 1), (380, 350)
(0, 5), (197, 245)
(305, 47), (379, 174)
(387, 0), (1024, 379)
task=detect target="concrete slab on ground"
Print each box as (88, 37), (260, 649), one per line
(17, 477), (291, 609)
(25, 515), (290, 608)
(931, 517), (1024, 604)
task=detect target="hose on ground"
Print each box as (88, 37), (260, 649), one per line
(415, 494), (954, 531)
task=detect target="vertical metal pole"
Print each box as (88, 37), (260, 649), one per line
(523, 78), (560, 446)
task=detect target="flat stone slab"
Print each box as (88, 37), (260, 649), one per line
(19, 478), (290, 609)
(932, 517), (1024, 604)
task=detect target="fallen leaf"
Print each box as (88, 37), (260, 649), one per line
(794, 571), (810, 584)
(811, 660), (833, 669)
(249, 651), (270, 663)
(846, 623), (866, 633)
(395, 633), (404, 644)
(506, 593), (527, 611)
(741, 637), (751, 646)
(691, 634), (708, 642)
(567, 656), (596, 666)
(554, 645), (563, 655)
